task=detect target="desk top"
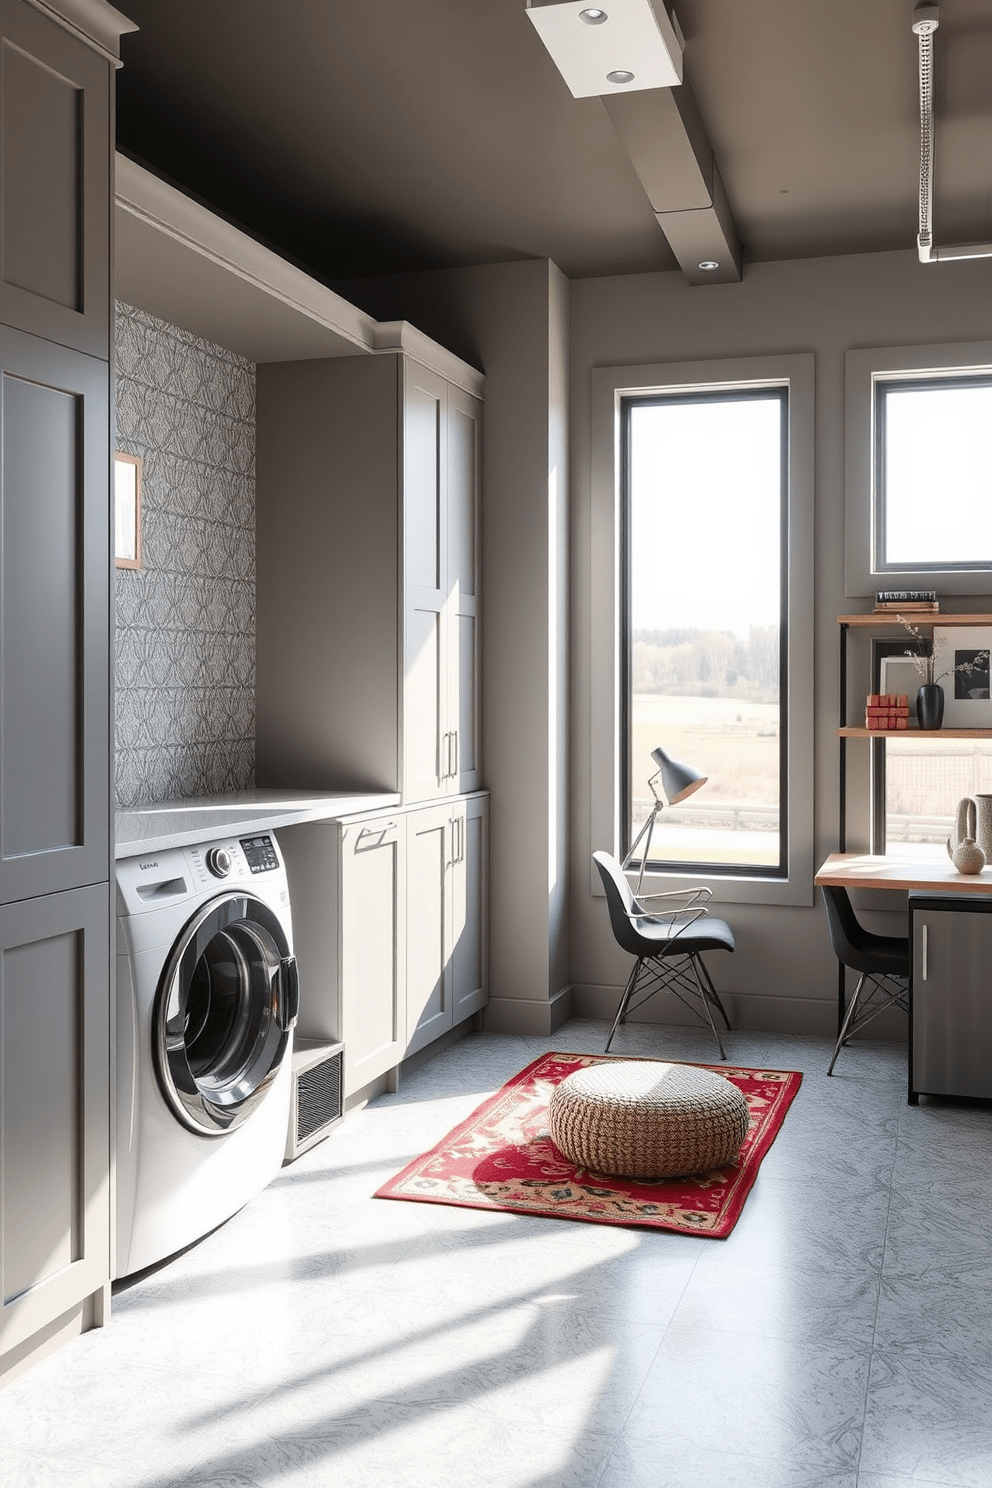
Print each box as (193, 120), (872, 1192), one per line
(815, 852), (992, 894)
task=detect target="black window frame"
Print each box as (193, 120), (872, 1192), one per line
(620, 385), (790, 880)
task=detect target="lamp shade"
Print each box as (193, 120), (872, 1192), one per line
(650, 746), (706, 805)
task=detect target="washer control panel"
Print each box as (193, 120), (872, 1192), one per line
(239, 834), (280, 874)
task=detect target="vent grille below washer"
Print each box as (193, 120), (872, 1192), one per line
(298, 1054), (342, 1141)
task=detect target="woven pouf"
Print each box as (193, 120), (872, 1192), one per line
(549, 1061), (750, 1179)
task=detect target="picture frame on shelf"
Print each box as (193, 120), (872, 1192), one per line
(872, 638), (927, 728)
(878, 656), (922, 726)
(935, 625), (992, 727)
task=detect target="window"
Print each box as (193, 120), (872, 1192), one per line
(846, 342), (992, 597)
(875, 374), (992, 574)
(590, 354), (813, 908)
(622, 389), (787, 876)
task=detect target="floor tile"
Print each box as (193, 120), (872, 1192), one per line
(860, 1347), (992, 1486)
(2, 1023), (989, 1488)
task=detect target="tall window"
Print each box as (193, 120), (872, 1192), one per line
(622, 388), (787, 877)
(875, 373), (992, 574)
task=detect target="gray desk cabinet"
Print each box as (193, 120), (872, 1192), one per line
(910, 895), (992, 1102)
(255, 343), (483, 804)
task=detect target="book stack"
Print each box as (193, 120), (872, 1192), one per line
(865, 693), (910, 730)
(874, 589), (939, 613)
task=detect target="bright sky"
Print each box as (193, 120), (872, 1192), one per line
(884, 384), (992, 565)
(628, 396), (782, 636)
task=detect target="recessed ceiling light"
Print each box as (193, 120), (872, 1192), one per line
(698, 260), (720, 271)
(606, 69), (634, 84)
(578, 7), (608, 22)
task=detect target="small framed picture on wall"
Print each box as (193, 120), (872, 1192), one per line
(114, 451), (142, 569)
(935, 625), (992, 727)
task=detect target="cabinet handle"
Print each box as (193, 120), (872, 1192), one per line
(356, 822), (396, 848)
(452, 730), (459, 779)
(921, 923), (928, 980)
(451, 815), (464, 863)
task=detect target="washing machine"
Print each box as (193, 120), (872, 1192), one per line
(114, 831), (299, 1279)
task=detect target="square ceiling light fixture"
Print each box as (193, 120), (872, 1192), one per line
(525, 0), (683, 97)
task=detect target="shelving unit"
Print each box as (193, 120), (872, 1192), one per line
(833, 611), (992, 1036)
(837, 612), (992, 849)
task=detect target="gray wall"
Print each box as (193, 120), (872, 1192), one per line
(569, 247), (992, 1034)
(114, 302), (255, 807)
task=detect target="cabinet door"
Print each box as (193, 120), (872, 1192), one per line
(450, 795), (488, 1024)
(405, 802), (452, 1056)
(403, 362), (447, 802)
(339, 815), (406, 1092)
(0, 328), (110, 904)
(912, 902), (992, 1098)
(446, 386), (482, 794)
(0, 884), (109, 1359)
(0, 0), (110, 358)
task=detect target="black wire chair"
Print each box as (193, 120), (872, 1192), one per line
(821, 884), (910, 1075)
(593, 851), (735, 1060)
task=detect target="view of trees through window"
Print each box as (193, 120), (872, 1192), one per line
(625, 390), (786, 874)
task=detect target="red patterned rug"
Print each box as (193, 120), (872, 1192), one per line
(375, 1051), (802, 1238)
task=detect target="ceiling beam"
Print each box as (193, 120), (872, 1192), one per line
(602, 74), (742, 284)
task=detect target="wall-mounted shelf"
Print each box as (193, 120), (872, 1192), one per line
(838, 613), (992, 627)
(840, 727), (992, 739)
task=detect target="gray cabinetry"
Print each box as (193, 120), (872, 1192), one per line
(0, 884), (110, 1363)
(255, 340), (483, 804)
(406, 794), (488, 1057)
(0, 0), (113, 359)
(0, 328), (109, 904)
(910, 895), (992, 1102)
(0, 0), (125, 1380)
(280, 793), (488, 1098)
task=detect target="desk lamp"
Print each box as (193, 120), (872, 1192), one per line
(623, 745), (707, 895)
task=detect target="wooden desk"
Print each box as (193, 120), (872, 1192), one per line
(815, 852), (992, 896)
(815, 853), (992, 1037)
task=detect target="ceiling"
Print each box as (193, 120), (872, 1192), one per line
(115, 0), (992, 286)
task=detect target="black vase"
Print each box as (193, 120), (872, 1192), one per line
(917, 683), (944, 730)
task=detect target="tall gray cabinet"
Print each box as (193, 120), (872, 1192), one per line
(0, 0), (130, 1380)
(256, 329), (488, 1097)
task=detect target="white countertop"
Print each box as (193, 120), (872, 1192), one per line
(115, 789), (401, 858)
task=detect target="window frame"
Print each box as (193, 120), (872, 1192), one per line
(845, 341), (992, 597)
(590, 353), (814, 908)
(620, 386), (790, 879)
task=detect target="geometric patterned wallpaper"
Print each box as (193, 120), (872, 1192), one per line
(114, 302), (256, 808)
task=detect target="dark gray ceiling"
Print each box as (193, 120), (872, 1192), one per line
(115, 0), (992, 285)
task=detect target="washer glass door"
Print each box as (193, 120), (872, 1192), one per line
(155, 892), (299, 1135)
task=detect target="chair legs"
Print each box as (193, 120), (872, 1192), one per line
(827, 970), (911, 1075)
(604, 951), (730, 1060)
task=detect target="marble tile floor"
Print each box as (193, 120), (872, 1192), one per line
(3, 1018), (992, 1488)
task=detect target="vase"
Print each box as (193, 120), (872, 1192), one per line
(917, 683), (944, 730)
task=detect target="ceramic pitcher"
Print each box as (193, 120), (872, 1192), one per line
(948, 795), (992, 864)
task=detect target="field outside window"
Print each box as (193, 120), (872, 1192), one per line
(624, 390), (786, 876)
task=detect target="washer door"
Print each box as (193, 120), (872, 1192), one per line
(154, 892), (300, 1136)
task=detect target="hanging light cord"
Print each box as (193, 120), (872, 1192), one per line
(911, 2), (992, 263)
(915, 13), (935, 257)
